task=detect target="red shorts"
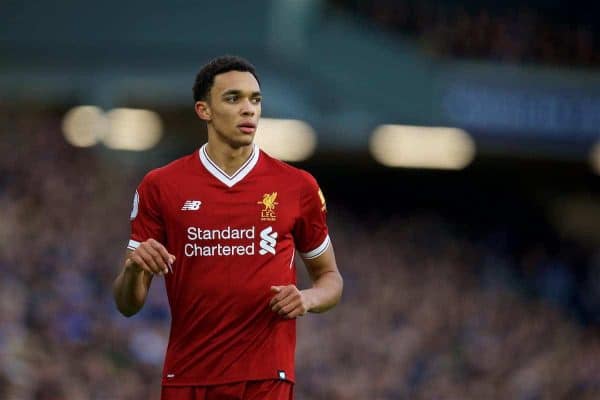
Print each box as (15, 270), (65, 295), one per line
(161, 380), (294, 400)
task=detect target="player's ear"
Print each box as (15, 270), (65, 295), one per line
(195, 101), (211, 122)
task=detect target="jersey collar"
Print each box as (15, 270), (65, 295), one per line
(198, 143), (260, 188)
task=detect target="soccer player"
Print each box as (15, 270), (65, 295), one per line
(113, 55), (343, 400)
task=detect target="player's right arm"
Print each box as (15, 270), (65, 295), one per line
(116, 172), (171, 316)
(113, 239), (175, 317)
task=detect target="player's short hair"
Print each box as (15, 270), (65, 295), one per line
(193, 55), (260, 102)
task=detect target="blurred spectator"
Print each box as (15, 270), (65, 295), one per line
(329, 0), (600, 67)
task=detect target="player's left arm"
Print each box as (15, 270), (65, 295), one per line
(270, 244), (343, 318)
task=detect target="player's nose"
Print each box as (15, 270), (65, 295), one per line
(240, 98), (257, 116)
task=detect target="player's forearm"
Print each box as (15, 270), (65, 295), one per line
(303, 271), (343, 313)
(113, 263), (150, 317)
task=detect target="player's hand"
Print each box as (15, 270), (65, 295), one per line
(269, 285), (311, 319)
(126, 238), (175, 276)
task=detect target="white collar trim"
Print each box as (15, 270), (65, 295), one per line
(199, 143), (260, 188)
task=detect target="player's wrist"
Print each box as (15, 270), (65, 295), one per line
(301, 289), (317, 313)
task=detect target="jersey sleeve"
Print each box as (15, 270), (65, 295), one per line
(293, 171), (330, 259)
(127, 172), (166, 251)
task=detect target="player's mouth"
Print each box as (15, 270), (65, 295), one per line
(237, 122), (256, 134)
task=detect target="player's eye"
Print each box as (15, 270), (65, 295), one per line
(251, 97), (262, 104)
(224, 95), (238, 103)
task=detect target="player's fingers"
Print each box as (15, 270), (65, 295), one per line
(128, 254), (146, 273)
(271, 294), (296, 313)
(271, 287), (300, 309)
(129, 253), (154, 275)
(269, 296), (280, 308)
(270, 285), (301, 308)
(142, 245), (168, 274)
(149, 239), (174, 266)
(269, 288), (287, 307)
(278, 300), (300, 315)
(283, 309), (299, 319)
(270, 286), (282, 294)
(136, 247), (164, 274)
(269, 286), (282, 305)
(146, 244), (170, 273)
(269, 286), (295, 307)
(281, 308), (299, 319)
(285, 306), (307, 319)
(272, 291), (302, 313)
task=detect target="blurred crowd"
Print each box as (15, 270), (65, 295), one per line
(1, 111), (599, 399)
(329, 0), (600, 67)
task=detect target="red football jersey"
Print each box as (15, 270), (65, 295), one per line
(127, 144), (330, 386)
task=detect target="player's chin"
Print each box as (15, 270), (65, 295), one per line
(230, 133), (255, 148)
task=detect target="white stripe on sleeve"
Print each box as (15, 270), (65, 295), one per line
(299, 235), (331, 260)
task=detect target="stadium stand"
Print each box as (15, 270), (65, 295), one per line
(329, 0), (600, 66)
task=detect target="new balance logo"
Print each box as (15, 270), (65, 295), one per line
(181, 200), (202, 211)
(259, 226), (278, 255)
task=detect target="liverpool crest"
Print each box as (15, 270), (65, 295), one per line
(257, 192), (278, 221)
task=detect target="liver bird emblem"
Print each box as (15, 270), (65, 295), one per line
(258, 192), (278, 221)
(260, 192), (278, 211)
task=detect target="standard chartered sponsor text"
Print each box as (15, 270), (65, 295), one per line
(185, 226), (256, 257)
(185, 242), (255, 256)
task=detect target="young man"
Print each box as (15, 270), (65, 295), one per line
(113, 55), (343, 400)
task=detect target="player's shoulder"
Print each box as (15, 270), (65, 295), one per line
(140, 152), (197, 186)
(259, 149), (319, 189)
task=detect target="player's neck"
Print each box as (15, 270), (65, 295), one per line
(205, 140), (254, 176)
